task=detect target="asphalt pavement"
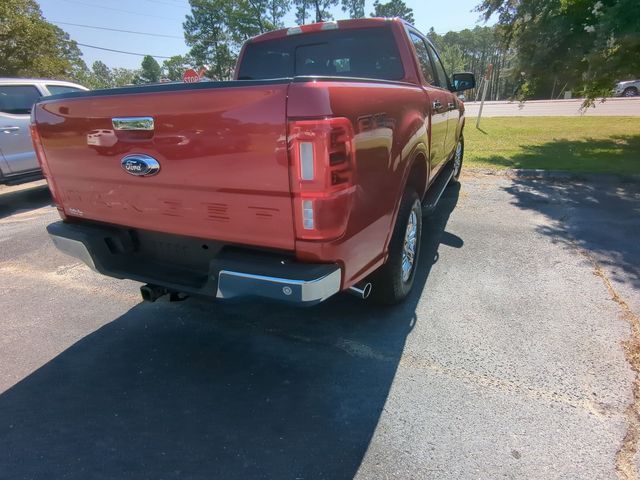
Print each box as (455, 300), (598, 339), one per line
(0, 173), (638, 479)
(464, 97), (640, 117)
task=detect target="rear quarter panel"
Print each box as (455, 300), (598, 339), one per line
(289, 80), (429, 287)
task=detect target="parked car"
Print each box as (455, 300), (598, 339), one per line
(32, 18), (475, 305)
(613, 80), (639, 97)
(0, 78), (88, 185)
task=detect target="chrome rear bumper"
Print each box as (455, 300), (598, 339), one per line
(216, 269), (341, 304)
(49, 234), (97, 272)
(47, 221), (342, 306)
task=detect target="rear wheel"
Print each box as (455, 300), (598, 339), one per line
(371, 189), (422, 305)
(623, 87), (638, 97)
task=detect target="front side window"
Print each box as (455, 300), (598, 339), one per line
(409, 32), (436, 85)
(427, 44), (450, 89)
(0, 85), (41, 115)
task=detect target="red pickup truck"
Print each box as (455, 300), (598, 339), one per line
(32, 18), (475, 306)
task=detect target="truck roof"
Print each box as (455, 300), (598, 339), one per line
(248, 17), (406, 44)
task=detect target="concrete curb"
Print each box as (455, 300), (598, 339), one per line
(465, 167), (640, 183)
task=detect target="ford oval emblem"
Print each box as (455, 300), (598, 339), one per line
(121, 154), (160, 177)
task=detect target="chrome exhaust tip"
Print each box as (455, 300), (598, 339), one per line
(140, 284), (167, 302)
(348, 282), (372, 300)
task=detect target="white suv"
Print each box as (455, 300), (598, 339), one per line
(0, 78), (88, 185)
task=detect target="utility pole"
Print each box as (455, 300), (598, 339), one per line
(476, 63), (493, 130)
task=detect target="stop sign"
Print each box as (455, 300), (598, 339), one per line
(182, 68), (200, 83)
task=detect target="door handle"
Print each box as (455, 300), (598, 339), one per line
(1, 126), (19, 132)
(432, 100), (442, 111)
(448, 102), (455, 110)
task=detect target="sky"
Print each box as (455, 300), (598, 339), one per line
(38, 0), (494, 70)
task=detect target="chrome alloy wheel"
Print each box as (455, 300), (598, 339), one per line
(401, 210), (418, 282)
(453, 140), (463, 176)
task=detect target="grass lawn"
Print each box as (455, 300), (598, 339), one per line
(464, 117), (640, 176)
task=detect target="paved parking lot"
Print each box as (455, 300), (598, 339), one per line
(0, 174), (638, 479)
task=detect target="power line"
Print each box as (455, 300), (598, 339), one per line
(138, 0), (189, 8)
(58, 0), (177, 21)
(75, 42), (173, 59)
(53, 21), (184, 39)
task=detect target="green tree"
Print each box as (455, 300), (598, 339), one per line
(0, 0), (87, 79)
(371, 0), (414, 23)
(266, 0), (292, 27)
(428, 26), (515, 101)
(184, 0), (294, 80)
(162, 55), (192, 81)
(184, 0), (237, 80)
(111, 68), (139, 87)
(294, 0), (339, 23)
(139, 55), (161, 83)
(341, 0), (365, 18)
(79, 62), (138, 89)
(476, 0), (640, 101)
(294, 0), (311, 23)
(90, 60), (113, 88)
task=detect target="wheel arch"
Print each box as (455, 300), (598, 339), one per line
(380, 142), (430, 261)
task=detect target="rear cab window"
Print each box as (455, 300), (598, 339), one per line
(238, 27), (404, 81)
(0, 85), (42, 115)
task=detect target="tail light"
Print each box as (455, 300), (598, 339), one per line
(289, 117), (356, 240)
(30, 122), (66, 220)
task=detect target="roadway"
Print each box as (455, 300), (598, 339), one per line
(464, 97), (640, 117)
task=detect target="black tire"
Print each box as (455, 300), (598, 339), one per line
(371, 189), (422, 305)
(450, 134), (464, 184)
(623, 87), (638, 97)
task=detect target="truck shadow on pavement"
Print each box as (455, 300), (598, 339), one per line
(0, 185), (461, 480)
(504, 176), (640, 291)
(0, 182), (52, 220)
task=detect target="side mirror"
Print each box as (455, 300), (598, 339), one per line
(451, 72), (476, 92)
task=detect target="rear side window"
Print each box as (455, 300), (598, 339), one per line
(238, 27), (404, 81)
(409, 32), (436, 85)
(0, 85), (41, 115)
(46, 85), (84, 96)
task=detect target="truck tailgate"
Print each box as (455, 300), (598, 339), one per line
(34, 82), (295, 250)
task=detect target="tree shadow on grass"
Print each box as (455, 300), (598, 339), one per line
(503, 175), (640, 293)
(0, 185), (462, 479)
(476, 134), (640, 176)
